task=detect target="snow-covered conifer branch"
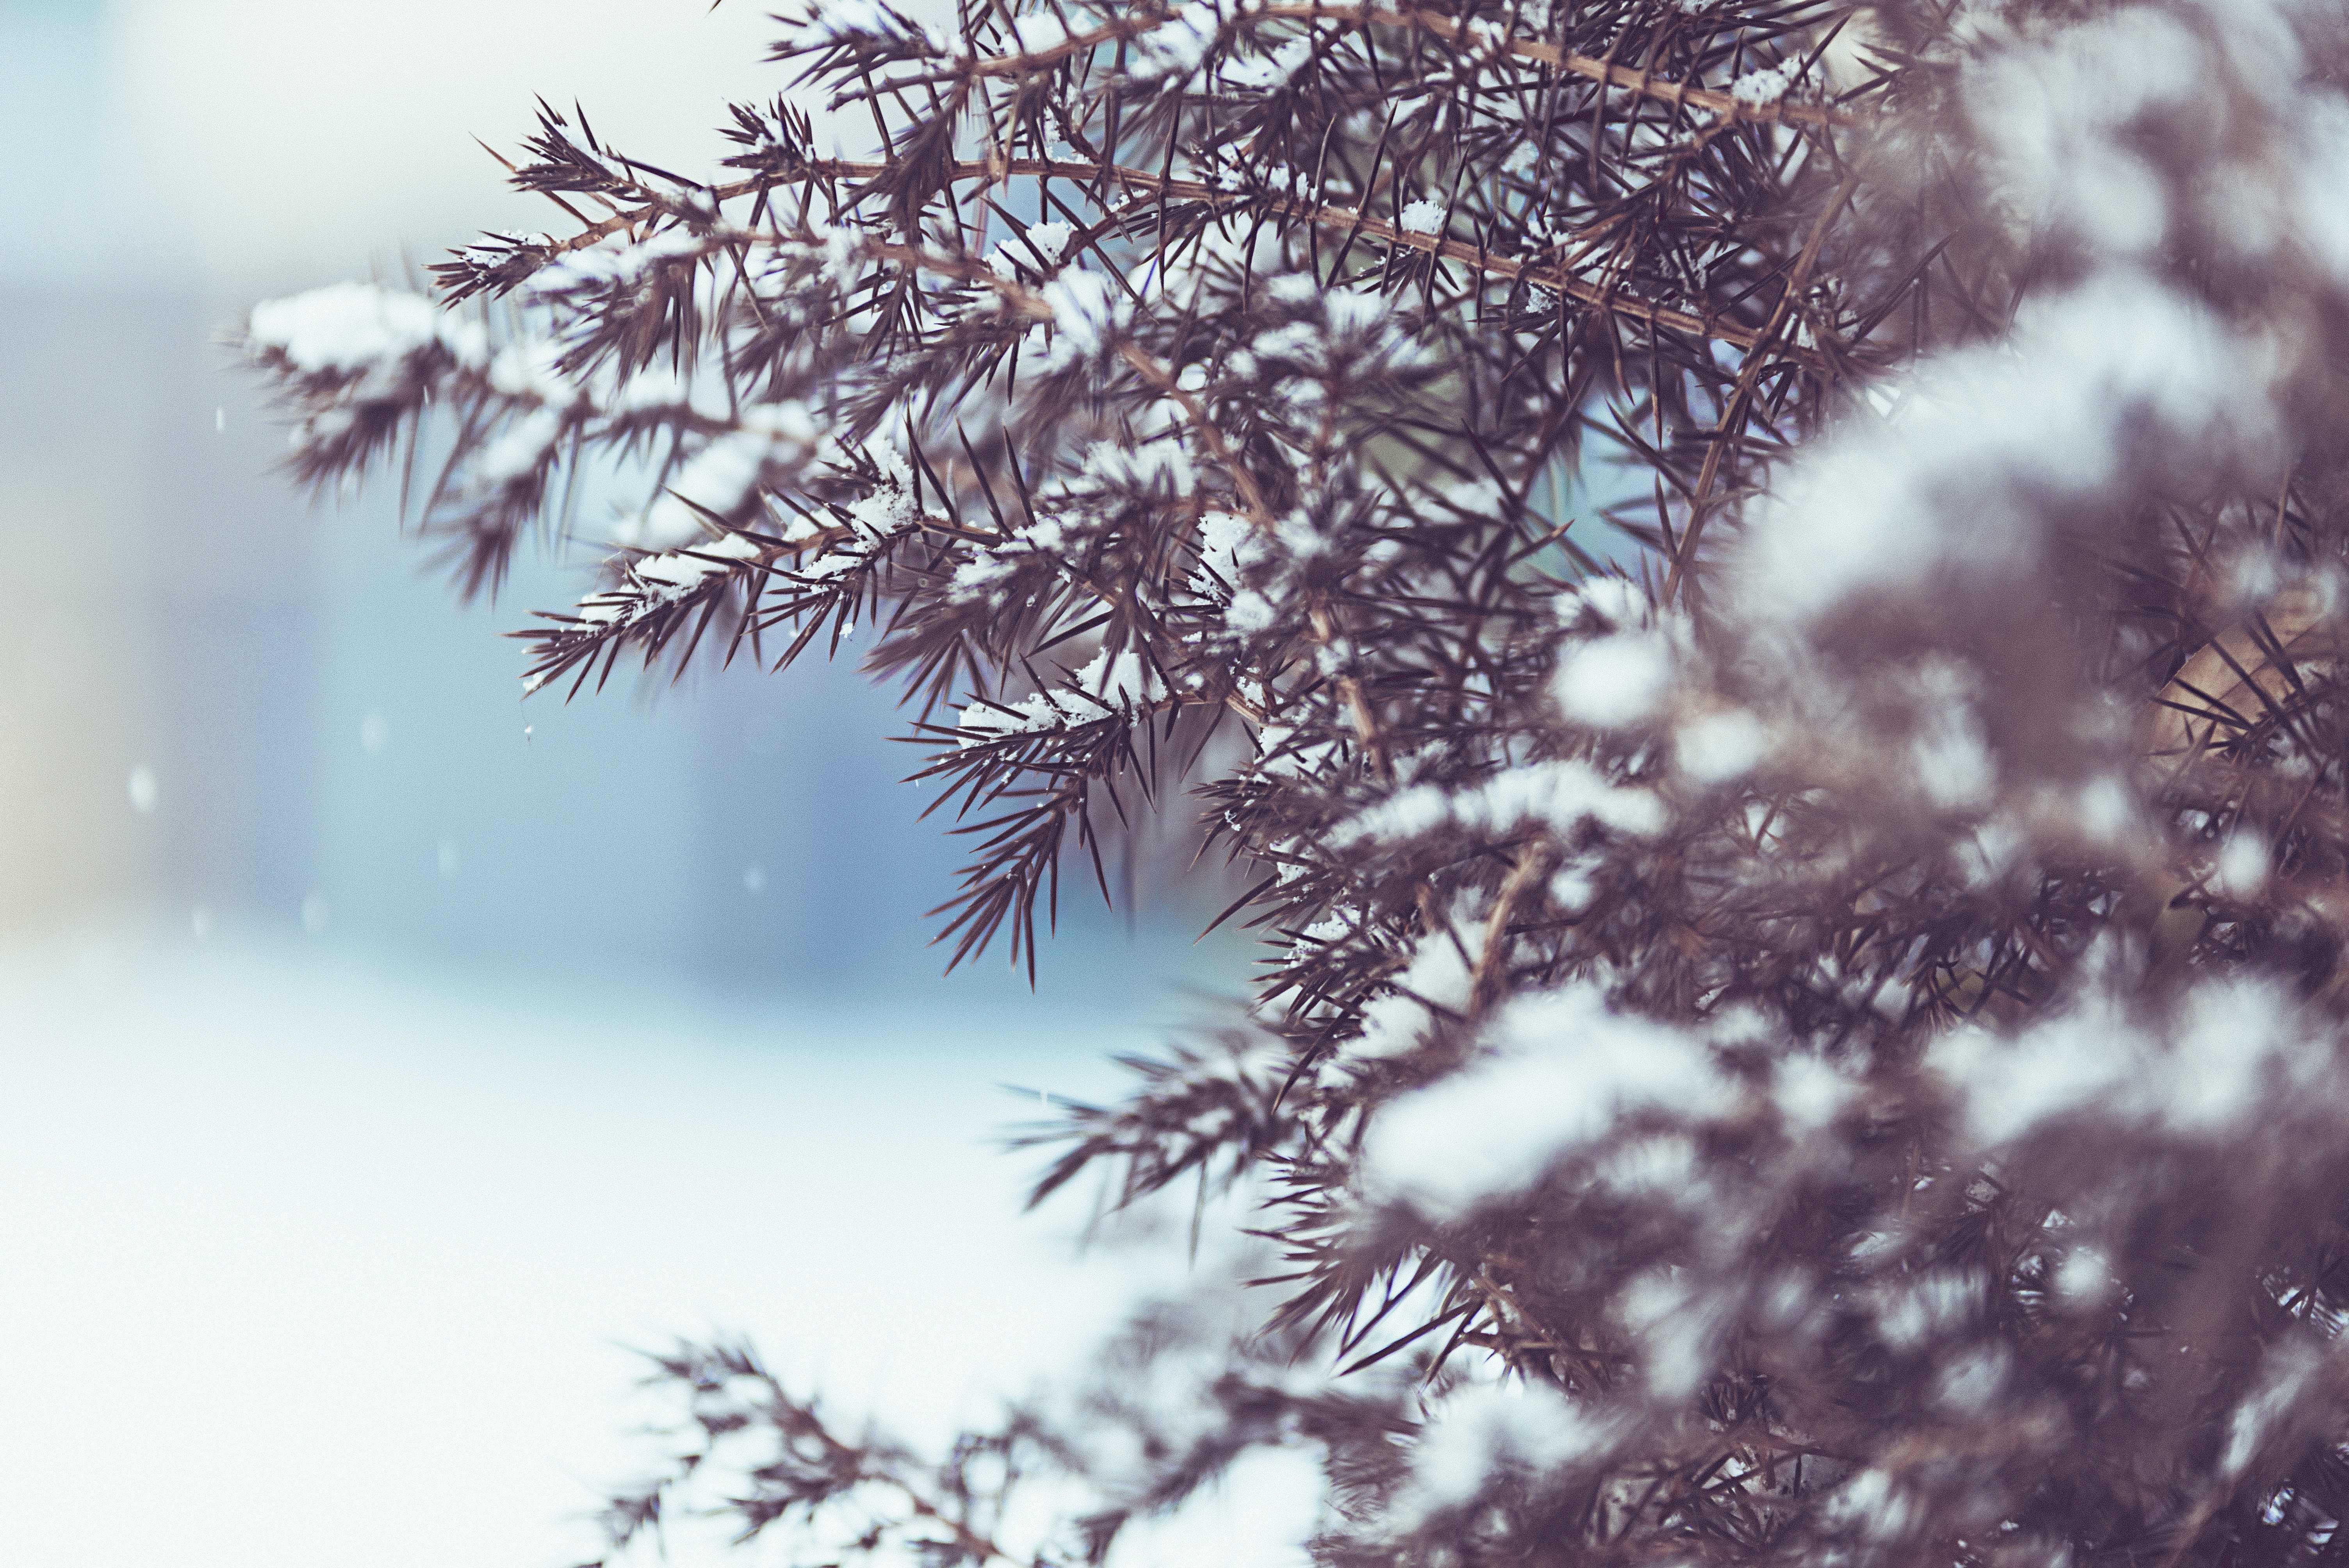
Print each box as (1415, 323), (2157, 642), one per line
(242, 0), (2349, 1563)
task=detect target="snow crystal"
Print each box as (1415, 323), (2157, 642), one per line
(795, 550), (865, 582)
(802, 223), (866, 289)
(1016, 514), (1071, 553)
(1273, 510), (1328, 562)
(1771, 1053), (1854, 1133)
(1361, 984), (1736, 1221)
(950, 551), (1021, 601)
(1253, 321), (1320, 363)
(1619, 1267), (1722, 1399)
(1825, 1469), (1912, 1541)
(1729, 3), (2336, 642)
(611, 365), (731, 422)
(1025, 219), (1073, 264)
(1569, 576), (1645, 629)
(797, 0), (944, 51)
(1441, 477), (1504, 517)
(1871, 1272), (1977, 1351)
(1907, 670), (1995, 811)
(1935, 1348), (2009, 1415)
(2295, 98), (2349, 287)
(2055, 1246), (2111, 1304)
(1323, 286), (1395, 338)
(1595, 1133), (1699, 1197)
(1963, 7), (2201, 260)
(251, 283), (437, 371)
(2224, 1341), (2322, 1479)
(1729, 61), (1798, 108)
(2074, 775), (2133, 843)
(987, 219), (1075, 279)
(1397, 198), (1447, 236)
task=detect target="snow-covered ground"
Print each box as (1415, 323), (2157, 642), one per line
(0, 932), (1312, 1568)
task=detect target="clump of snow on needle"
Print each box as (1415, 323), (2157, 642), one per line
(1361, 985), (1736, 1223)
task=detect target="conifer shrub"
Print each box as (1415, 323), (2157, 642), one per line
(250, 1), (2349, 1563)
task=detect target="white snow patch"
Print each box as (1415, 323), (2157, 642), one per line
(248, 282), (484, 382)
(613, 403), (820, 550)
(1729, 61), (1799, 108)
(1191, 510), (1265, 598)
(1389, 1381), (1597, 1528)
(1130, 2), (1219, 84)
(1007, 12), (1074, 55)
(1397, 198), (1447, 236)
(2214, 832), (2269, 899)
(1085, 439), (1194, 496)
(1041, 269), (1122, 362)
(487, 339), (581, 408)
(956, 645), (1171, 746)
(1554, 631), (1674, 728)
(476, 406), (567, 486)
(1338, 759), (1663, 846)
(1675, 709), (1766, 782)
(1349, 925), (1479, 1061)
(1226, 35), (1312, 90)
(1737, 273), (2277, 623)
(1932, 978), (2332, 1146)
(1361, 984), (1734, 1220)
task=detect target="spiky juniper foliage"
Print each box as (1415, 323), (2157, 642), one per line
(249, 0), (2349, 1563)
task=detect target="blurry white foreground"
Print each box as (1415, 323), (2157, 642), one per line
(0, 931), (1312, 1568)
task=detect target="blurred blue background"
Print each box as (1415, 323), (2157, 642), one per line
(0, 0), (1243, 1005)
(0, 5), (1282, 1566)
